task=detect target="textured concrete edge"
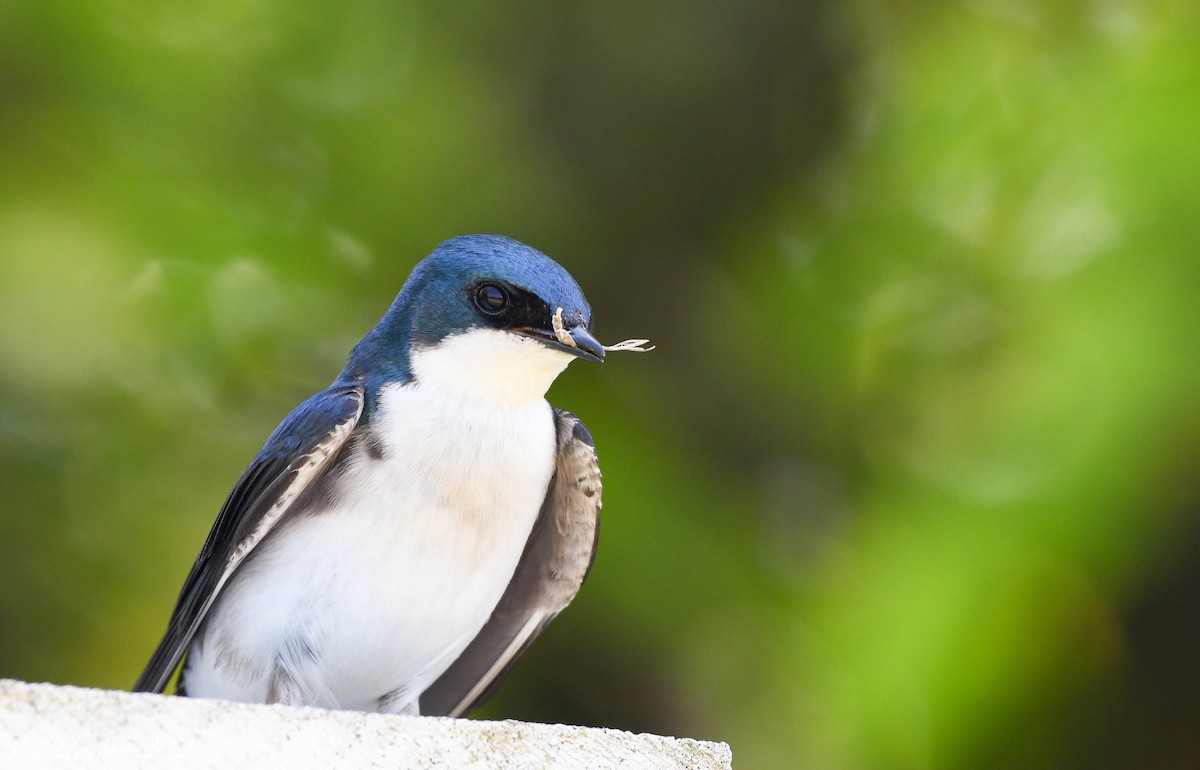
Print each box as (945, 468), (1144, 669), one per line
(0, 679), (732, 770)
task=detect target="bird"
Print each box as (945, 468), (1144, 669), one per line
(133, 234), (651, 717)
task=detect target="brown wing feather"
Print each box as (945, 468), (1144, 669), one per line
(419, 408), (602, 717)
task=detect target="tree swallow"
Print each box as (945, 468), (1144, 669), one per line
(133, 235), (651, 716)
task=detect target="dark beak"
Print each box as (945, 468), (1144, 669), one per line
(563, 325), (606, 362)
(517, 325), (606, 363)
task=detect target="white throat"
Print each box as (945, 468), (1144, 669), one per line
(410, 327), (576, 406)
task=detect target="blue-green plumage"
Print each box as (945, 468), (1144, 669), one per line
(134, 235), (621, 716)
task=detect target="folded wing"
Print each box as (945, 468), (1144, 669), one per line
(133, 384), (365, 694)
(420, 409), (603, 717)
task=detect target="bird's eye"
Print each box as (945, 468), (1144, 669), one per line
(474, 283), (509, 315)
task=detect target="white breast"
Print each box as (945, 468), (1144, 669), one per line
(185, 329), (574, 712)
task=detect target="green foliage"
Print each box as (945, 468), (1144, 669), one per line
(2, 1), (1198, 767)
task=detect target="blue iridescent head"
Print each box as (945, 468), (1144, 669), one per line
(402, 235), (601, 359)
(347, 235), (605, 397)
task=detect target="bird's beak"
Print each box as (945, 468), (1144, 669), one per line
(517, 324), (606, 363)
(563, 325), (606, 363)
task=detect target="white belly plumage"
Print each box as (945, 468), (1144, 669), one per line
(182, 379), (557, 713)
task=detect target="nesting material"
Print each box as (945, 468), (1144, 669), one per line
(553, 307), (655, 353)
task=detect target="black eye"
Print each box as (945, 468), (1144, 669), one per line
(474, 283), (509, 315)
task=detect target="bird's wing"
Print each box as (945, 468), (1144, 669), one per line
(419, 408), (603, 717)
(133, 383), (365, 694)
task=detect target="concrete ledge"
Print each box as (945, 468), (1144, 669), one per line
(0, 679), (731, 769)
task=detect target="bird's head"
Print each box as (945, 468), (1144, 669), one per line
(355, 235), (633, 406)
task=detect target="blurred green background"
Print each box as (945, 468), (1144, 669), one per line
(3, 1), (1200, 767)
